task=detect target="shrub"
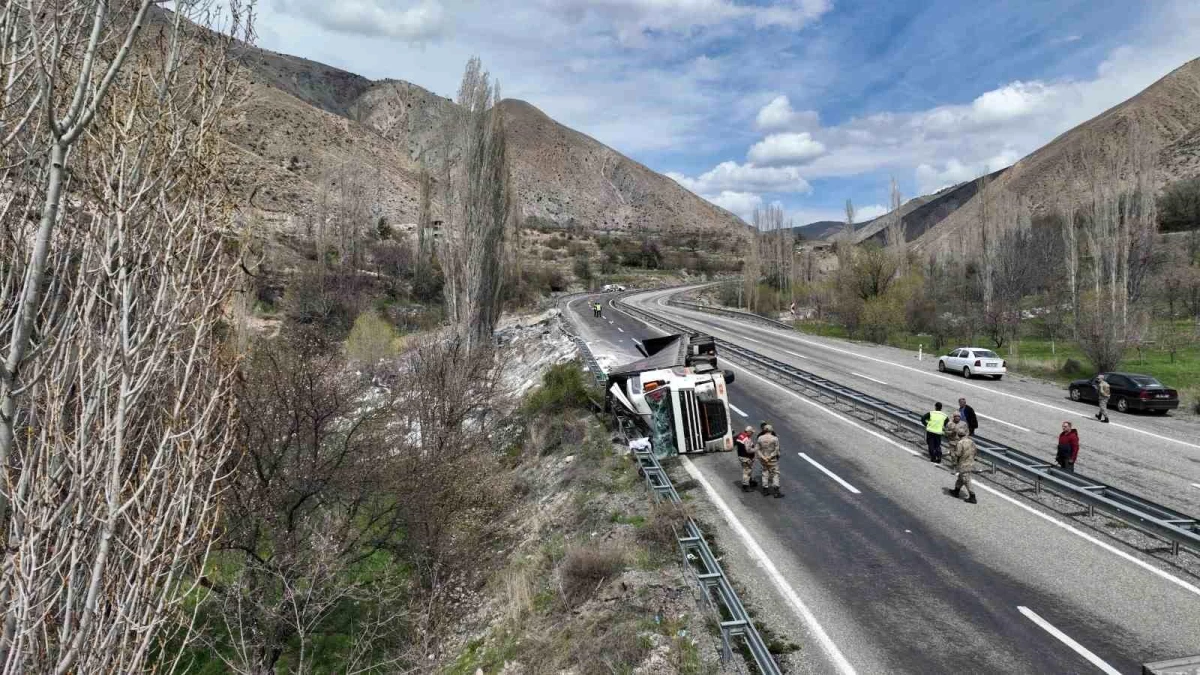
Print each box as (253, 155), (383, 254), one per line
(638, 501), (694, 548)
(559, 545), (626, 602)
(1061, 358), (1085, 377)
(524, 362), (593, 415)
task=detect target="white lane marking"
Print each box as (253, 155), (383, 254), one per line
(786, 350), (810, 359)
(798, 452), (862, 494)
(851, 372), (888, 386)
(1192, 483), (1200, 490)
(1017, 606), (1122, 675)
(617, 327), (624, 333)
(680, 457), (858, 675)
(727, 360), (1200, 599)
(665, 304), (1200, 451)
(977, 413), (1031, 433)
(729, 403), (749, 418)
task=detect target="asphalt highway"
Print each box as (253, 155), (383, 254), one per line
(566, 291), (1200, 675)
(625, 287), (1200, 517)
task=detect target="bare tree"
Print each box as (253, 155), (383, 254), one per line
(0, 2), (251, 670)
(1073, 120), (1160, 370)
(201, 333), (409, 674)
(437, 57), (511, 352)
(884, 176), (906, 274)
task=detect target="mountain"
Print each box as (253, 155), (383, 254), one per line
(906, 58), (1200, 255)
(792, 220), (849, 240)
(221, 42), (747, 240)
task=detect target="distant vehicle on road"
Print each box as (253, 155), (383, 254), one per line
(601, 284), (626, 293)
(1069, 372), (1179, 414)
(938, 347), (1007, 380)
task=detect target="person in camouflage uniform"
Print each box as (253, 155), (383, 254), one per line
(943, 412), (970, 448)
(735, 426), (757, 492)
(754, 424), (783, 498)
(948, 434), (978, 504)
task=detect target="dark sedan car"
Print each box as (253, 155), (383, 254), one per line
(1068, 372), (1179, 414)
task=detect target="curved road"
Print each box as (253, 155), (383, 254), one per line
(565, 290), (1200, 675)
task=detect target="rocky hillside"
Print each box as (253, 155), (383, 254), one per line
(911, 57), (1200, 255)
(221, 40), (747, 240)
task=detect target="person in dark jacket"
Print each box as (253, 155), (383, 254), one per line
(1056, 421), (1080, 472)
(958, 397), (979, 436)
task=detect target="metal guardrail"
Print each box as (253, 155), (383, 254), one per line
(556, 294), (608, 387)
(617, 296), (1200, 559)
(558, 296), (783, 675)
(618, 417), (782, 675)
(669, 298), (797, 331)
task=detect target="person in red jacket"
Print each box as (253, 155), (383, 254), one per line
(1056, 421), (1079, 472)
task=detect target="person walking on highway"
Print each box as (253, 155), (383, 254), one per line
(754, 424), (783, 498)
(958, 397), (979, 436)
(1056, 421), (1079, 472)
(921, 402), (949, 463)
(735, 426), (758, 492)
(944, 412), (969, 448)
(948, 434), (979, 504)
(1095, 375), (1111, 423)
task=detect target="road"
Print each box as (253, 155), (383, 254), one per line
(624, 287), (1200, 517)
(565, 290), (1200, 675)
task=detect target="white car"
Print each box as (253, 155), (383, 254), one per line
(938, 347), (1006, 380)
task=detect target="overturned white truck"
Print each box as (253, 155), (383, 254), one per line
(605, 334), (735, 457)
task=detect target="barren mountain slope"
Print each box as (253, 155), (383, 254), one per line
(224, 41), (748, 241)
(913, 58), (1200, 255)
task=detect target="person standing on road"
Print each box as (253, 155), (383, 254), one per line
(921, 402), (949, 463)
(958, 397), (979, 436)
(944, 412), (969, 449)
(948, 434), (979, 504)
(735, 426), (758, 492)
(1056, 422), (1079, 472)
(753, 424), (783, 498)
(1095, 375), (1111, 423)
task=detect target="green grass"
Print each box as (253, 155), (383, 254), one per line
(792, 320), (1200, 409)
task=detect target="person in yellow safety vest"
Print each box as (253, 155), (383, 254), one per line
(921, 402), (949, 464)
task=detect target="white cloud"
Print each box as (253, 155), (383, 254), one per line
(755, 95), (820, 131)
(855, 204), (889, 221)
(274, 0), (449, 41)
(669, 161), (813, 194)
(544, 0), (831, 43)
(747, 132), (826, 166)
(706, 190), (764, 220)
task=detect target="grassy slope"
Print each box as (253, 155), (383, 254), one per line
(794, 320), (1200, 411)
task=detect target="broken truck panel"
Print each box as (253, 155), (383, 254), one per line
(606, 333), (734, 458)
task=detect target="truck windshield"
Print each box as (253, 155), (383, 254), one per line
(643, 387), (677, 459)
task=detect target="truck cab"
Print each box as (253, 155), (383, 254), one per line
(605, 334), (734, 456)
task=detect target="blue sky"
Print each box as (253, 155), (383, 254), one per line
(256, 0), (1200, 225)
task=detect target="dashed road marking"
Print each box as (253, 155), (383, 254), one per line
(660, 303), (1200, 451)
(729, 403), (749, 418)
(978, 413), (1031, 433)
(680, 458), (858, 675)
(798, 452), (861, 494)
(851, 372), (888, 386)
(1017, 606), (1121, 675)
(726, 360), (1200, 599)
(1192, 483), (1200, 490)
(617, 327), (624, 333)
(785, 350), (810, 359)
